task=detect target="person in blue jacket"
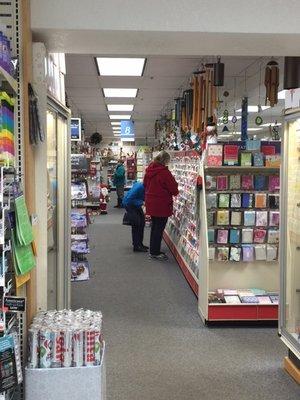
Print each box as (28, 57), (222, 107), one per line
(113, 159), (126, 208)
(123, 181), (148, 252)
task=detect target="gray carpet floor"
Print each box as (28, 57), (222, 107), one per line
(71, 199), (300, 400)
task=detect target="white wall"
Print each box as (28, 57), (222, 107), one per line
(30, 0), (300, 56)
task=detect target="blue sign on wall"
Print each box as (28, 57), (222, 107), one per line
(121, 120), (135, 140)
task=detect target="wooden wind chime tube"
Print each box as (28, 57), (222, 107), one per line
(192, 74), (199, 133)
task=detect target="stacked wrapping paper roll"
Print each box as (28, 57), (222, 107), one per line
(28, 309), (104, 369)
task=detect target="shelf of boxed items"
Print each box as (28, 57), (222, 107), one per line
(198, 141), (281, 323)
(71, 177), (91, 282)
(164, 150), (200, 296)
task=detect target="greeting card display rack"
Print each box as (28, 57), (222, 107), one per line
(198, 141), (280, 323)
(164, 150), (201, 296)
(136, 148), (152, 182)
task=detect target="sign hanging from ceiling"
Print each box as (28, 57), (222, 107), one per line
(121, 120), (135, 141)
(71, 118), (82, 141)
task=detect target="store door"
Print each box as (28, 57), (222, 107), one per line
(47, 98), (71, 310)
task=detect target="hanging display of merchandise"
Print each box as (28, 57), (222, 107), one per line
(0, 91), (15, 166)
(136, 147), (152, 181)
(280, 110), (300, 376)
(198, 140), (280, 322)
(126, 156), (137, 184)
(164, 150), (201, 295)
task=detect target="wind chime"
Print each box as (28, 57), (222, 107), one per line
(264, 60), (279, 107)
(255, 63), (264, 126)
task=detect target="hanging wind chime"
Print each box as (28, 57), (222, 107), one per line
(255, 63), (263, 126)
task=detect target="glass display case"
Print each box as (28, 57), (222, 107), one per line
(280, 109), (300, 362)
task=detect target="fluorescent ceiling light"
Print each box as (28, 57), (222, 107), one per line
(107, 104), (134, 112)
(278, 90), (286, 100)
(236, 106), (270, 113)
(111, 122), (121, 126)
(96, 58), (146, 76)
(112, 126), (121, 130)
(261, 122), (282, 127)
(248, 127), (263, 131)
(103, 88), (138, 98)
(122, 137), (135, 142)
(109, 114), (131, 120)
(114, 134), (121, 137)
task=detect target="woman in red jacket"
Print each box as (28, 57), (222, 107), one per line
(144, 151), (179, 260)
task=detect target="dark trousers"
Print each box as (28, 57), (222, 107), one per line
(125, 206), (145, 249)
(150, 216), (168, 255)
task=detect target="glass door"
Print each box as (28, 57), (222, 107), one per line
(280, 111), (300, 359)
(47, 100), (71, 310)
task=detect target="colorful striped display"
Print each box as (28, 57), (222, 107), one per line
(0, 91), (15, 166)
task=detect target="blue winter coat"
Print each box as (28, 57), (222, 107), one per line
(123, 182), (145, 208)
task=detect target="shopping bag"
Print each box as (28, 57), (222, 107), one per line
(122, 212), (131, 226)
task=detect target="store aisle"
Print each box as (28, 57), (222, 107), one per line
(72, 202), (300, 400)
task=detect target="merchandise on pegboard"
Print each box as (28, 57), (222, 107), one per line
(126, 156), (137, 188)
(198, 139), (281, 323)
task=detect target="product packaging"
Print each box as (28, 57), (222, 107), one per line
(256, 211), (268, 227)
(206, 193), (217, 209)
(242, 228), (253, 244)
(216, 210), (230, 225)
(229, 174), (241, 190)
(208, 229), (215, 243)
(266, 245), (278, 261)
(268, 175), (280, 191)
(217, 176), (228, 190)
(223, 144), (239, 165)
(207, 211), (215, 227)
(217, 229), (228, 244)
(230, 246), (241, 262)
(254, 175), (267, 190)
(268, 229), (280, 244)
(231, 211), (242, 226)
(243, 211), (256, 226)
(268, 194), (280, 209)
(217, 247), (229, 261)
(255, 193), (267, 208)
(218, 193), (230, 208)
(229, 229), (240, 244)
(253, 152), (264, 167)
(208, 247), (216, 260)
(240, 152), (252, 166)
(207, 144), (223, 166)
(230, 193), (242, 208)
(269, 211), (280, 227)
(253, 228), (267, 243)
(255, 244), (267, 260)
(241, 175), (254, 190)
(242, 193), (253, 208)
(205, 175), (217, 190)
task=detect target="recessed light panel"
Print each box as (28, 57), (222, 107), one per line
(109, 114), (131, 120)
(97, 58), (146, 76)
(236, 106), (270, 113)
(103, 88), (138, 98)
(107, 104), (134, 112)
(111, 122), (121, 126)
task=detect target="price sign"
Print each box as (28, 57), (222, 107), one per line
(121, 120), (135, 141)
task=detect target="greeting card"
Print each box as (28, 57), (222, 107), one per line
(242, 228), (253, 243)
(240, 296), (259, 304)
(224, 295), (241, 304)
(217, 247), (229, 261)
(242, 245), (254, 261)
(253, 152), (264, 167)
(217, 175), (228, 190)
(240, 152), (252, 166)
(268, 175), (280, 191)
(244, 211), (256, 226)
(242, 193), (253, 208)
(255, 244), (267, 260)
(253, 228), (267, 243)
(241, 175), (254, 190)
(231, 211), (242, 226)
(255, 193), (267, 208)
(261, 145), (276, 156)
(268, 229), (279, 244)
(231, 193), (242, 208)
(266, 245), (278, 261)
(268, 194), (280, 209)
(257, 296), (272, 304)
(217, 229), (229, 244)
(206, 175), (217, 190)
(229, 229), (240, 244)
(208, 229), (215, 243)
(246, 139), (261, 151)
(207, 144), (223, 166)
(254, 175), (267, 190)
(217, 210), (230, 225)
(206, 193), (217, 209)
(265, 154), (281, 167)
(256, 211), (268, 227)
(270, 295), (279, 304)
(229, 174), (241, 190)
(230, 246), (242, 262)
(218, 193), (230, 208)
(208, 247), (216, 260)
(223, 144), (239, 165)
(207, 211), (215, 227)
(269, 211), (280, 227)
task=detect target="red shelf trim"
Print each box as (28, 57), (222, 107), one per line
(208, 304), (278, 321)
(163, 231), (198, 297)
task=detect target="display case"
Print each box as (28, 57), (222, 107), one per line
(280, 110), (300, 370)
